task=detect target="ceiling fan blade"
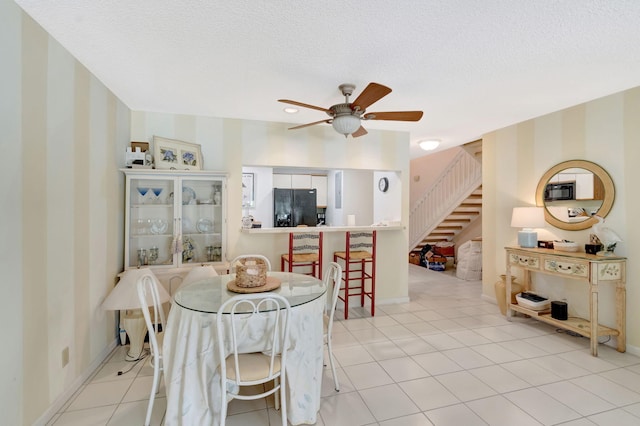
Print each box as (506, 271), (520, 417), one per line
(351, 126), (368, 138)
(278, 99), (332, 113)
(288, 119), (331, 130)
(351, 82), (392, 111)
(363, 111), (424, 121)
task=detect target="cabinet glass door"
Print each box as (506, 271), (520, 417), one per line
(129, 177), (175, 267)
(180, 178), (224, 265)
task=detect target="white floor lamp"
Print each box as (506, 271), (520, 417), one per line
(102, 268), (170, 360)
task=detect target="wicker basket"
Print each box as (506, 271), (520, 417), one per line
(235, 257), (268, 288)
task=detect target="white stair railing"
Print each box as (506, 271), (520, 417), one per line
(409, 149), (482, 250)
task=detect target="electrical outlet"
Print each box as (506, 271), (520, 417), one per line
(62, 347), (69, 367)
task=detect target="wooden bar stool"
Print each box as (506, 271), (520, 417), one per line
(281, 232), (323, 279)
(333, 231), (376, 319)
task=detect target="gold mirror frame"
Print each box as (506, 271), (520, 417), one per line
(535, 160), (615, 231)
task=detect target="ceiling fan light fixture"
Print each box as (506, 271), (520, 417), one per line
(419, 139), (440, 151)
(283, 107), (298, 114)
(332, 114), (360, 136)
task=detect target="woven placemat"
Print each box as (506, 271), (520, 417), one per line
(227, 276), (282, 293)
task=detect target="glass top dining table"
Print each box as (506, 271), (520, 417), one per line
(163, 270), (328, 425)
(173, 271), (327, 313)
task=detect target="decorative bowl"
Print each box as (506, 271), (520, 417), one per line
(515, 292), (550, 311)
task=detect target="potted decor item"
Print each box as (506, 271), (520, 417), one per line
(494, 274), (522, 316)
(235, 257), (268, 288)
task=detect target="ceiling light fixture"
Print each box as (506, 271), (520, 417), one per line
(331, 114), (361, 137)
(283, 107), (298, 114)
(419, 139), (440, 151)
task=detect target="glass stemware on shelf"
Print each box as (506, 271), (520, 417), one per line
(151, 188), (163, 204)
(137, 187), (150, 204)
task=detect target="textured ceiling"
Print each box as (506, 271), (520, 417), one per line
(15, 0), (640, 158)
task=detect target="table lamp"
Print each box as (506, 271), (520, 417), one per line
(511, 207), (546, 248)
(102, 268), (170, 360)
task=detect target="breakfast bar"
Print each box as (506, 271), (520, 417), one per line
(235, 225), (409, 306)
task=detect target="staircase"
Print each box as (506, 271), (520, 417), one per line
(409, 141), (482, 256)
(413, 186), (482, 250)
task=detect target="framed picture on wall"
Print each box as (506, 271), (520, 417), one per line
(153, 135), (203, 170)
(242, 173), (255, 208)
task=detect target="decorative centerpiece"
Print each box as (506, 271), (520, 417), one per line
(591, 216), (622, 256)
(235, 257), (268, 288)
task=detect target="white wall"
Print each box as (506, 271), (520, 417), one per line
(341, 169), (374, 226)
(374, 170), (402, 224)
(242, 166), (273, 227)
(410, 147), (462, 207)
(483, 87), (640, 353)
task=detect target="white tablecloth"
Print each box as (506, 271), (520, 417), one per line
(162, 284), (326, 425)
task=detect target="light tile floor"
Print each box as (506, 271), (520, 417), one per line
(48, 265), (640, 425)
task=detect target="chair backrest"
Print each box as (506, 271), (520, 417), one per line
(180, 265), (218, 289)
(137, 273), (166, 361)
(216, 293), (291, 385)
(323, 262), (342, 336)
(230, 254), (272, 272)
(289, 232), (323, 255)
(346, 231), (377, 256)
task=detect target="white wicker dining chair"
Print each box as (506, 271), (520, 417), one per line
(179, 264), (218, 289)
(136, 273), (167, 426)
(323, 262), (342, 391)
(216, 293), (291, 426)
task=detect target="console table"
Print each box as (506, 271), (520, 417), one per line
(505, 246), (626, 356)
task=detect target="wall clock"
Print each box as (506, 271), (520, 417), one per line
(378, 177), (389, 193)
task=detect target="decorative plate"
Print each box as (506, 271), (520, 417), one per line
(196, 218), (213, 233)
(182, 217), (194, 233)
(150, 218), (168, 234)
(182, 186), (196, 205)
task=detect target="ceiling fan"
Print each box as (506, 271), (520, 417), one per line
(278, 82), (423, 138)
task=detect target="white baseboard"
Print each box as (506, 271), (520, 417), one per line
(481, 293), (497, 304)
(377, 296), (411, 305)
(33, 339), (119, 426)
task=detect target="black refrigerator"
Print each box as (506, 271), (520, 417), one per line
(274, 188), (317, 227)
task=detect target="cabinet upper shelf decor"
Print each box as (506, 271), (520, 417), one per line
(152, 136), (203, 171)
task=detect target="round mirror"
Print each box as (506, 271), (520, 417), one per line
(535, 160), (615, 231)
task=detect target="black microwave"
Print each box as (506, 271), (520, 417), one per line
(544, 182), (575, 201)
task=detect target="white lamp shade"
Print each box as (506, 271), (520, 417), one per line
(102, 268), (170, 310)
(332, 115), (360, 136)
(511, 206), (545, 248)
(510, 207), (546, 229)
(179, 265), (218, 289)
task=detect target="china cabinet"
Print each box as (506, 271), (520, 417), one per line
(122, 169), (227, 271)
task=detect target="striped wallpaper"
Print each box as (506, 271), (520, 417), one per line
(2, 4), (130, 424)
(483, 87), (640, 353)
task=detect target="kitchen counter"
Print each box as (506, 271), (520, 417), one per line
(234, 222), (409, 305)
(240, 224), (404, 234)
